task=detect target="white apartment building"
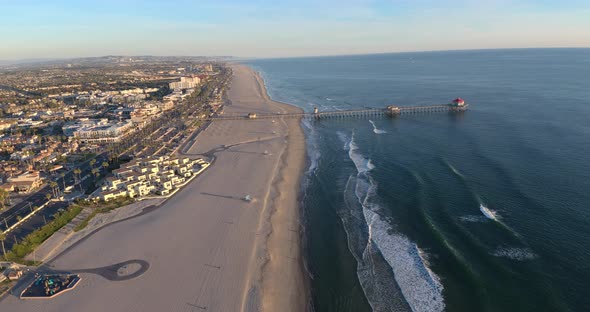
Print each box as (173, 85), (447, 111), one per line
(169, 76), (201, 90)
(73, 120), (134, 144)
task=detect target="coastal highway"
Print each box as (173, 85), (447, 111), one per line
(0, 153), (108, 248)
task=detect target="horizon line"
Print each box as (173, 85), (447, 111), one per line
(2, 46), (589, 65)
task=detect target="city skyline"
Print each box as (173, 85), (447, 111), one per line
(1, 0), (590, 60)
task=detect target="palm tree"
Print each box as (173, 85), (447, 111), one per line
(90, 159), (97, 169)
(45, 193), (52, 201)
(0, 189), (7, 211)
(91, 168), (99, 181)
(73, 168), (82, 192)
(49, 181), (59, 198)
(102, 161), (109, 172)
(0, 232), (6, 260)
(60, 172), (66, 190)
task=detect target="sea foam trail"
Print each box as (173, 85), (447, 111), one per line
(347, 132), (445, 312)
(492, 247), (538, 261)
(369, 120), (387, 134)
(444, 159), (464, 179)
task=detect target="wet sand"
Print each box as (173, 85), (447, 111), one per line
(0, 64), (308, 311)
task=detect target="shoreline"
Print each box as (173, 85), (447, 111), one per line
(247, 66), (311, 312)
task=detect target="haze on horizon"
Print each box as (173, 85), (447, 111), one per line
(1, 0), (589, 60)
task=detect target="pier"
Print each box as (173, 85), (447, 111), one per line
(207, 98), (468, 121)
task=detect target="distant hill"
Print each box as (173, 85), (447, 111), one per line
(0, 55), (235, 68)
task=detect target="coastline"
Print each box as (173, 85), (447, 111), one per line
(247, 66), (310, 312)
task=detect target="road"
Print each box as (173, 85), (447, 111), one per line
(0, 153), (108, 246)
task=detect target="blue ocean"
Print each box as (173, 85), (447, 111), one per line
(247, 48), (590, 312)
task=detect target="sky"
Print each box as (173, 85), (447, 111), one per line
(1, 0), (589, 60)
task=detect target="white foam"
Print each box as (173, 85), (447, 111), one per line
(326, 97), (334, 101)
(480, 204), (500, 221)
(348, 132), (375, 174)
(345, 133), (446, 312)
(491, 247), (538, 261)
(336, 131), (349, 150)
(301, 119), (321, 175)
(369, 120), (387, 134)
(347, 133), (375, 176)
(459, 215), (487, 223)
(445, 160), (464, 178)
(363, 205), (445, 312)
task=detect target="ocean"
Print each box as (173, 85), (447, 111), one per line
(246, 48), (590, 312)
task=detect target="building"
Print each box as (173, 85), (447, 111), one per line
(96, 156), (210, 201)
(452, 98), (466, 107)
(169, 76), (201, 90)
(6, 171), (42, 193)
(67, 119), (134, 144)
(6, 269), (23, 281)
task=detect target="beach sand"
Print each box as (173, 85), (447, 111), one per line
(0, 64), (308, 311)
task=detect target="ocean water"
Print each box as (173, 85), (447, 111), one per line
(247, 48), (590, 312)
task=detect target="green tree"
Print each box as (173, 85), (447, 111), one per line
(91, 168), (99, 180)
(102, 161), (109, 171)
(45, 193), (51, 201)
(60, 172), (66, 190)
(0, 189), (8, 210)
(49, 181), (59, 198)
(73, 168), (82, 192)
(0, 232), (6, 260)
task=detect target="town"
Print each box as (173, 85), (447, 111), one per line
(0, 57), (231, 288)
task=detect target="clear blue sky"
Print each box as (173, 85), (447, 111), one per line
(1, 0), (589, 60)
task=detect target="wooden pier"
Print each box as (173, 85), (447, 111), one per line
(206, 99), (469, 121)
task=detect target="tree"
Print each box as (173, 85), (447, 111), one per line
(90, 158), (97, 169)
(102, 161), (109, 171)
(49, 181), (59, 198)
(0, 232), (6, 260)
(74, 168), (82, 192)
(91, 168), (99, 180)
(45, 193), (52, 201)
(0, 189), (7, 211)
(60, 172), (66, 190)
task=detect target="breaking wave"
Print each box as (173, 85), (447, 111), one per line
(337, 131), (349, 150)
(348, 132), (375, 173)
(369, 120), (387, 134)
(342, 132), (445, 312)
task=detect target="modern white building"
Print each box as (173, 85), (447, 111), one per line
(96, 156), (210, 201)
(169, 76), (201, 90)
(64, 119), (134, 144)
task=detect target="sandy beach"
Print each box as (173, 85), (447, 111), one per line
(0, 64), (308, 312)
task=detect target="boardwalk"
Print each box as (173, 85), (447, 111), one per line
(207, 102), (469, 121)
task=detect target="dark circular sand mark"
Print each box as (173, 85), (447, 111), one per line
(45, 259), (149, 282)
(74, 259), (150, 281)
